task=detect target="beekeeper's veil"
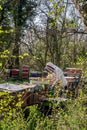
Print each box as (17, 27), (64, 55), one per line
(45, 62), (56, 73)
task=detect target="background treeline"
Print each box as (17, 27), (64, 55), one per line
(0, 0), (87, 70)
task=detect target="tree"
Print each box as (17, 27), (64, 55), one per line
(0, 0), (37, 68)
(11, 0), (37, 68)
(72, 0), (87, 30)
(0, 0), (14, 70)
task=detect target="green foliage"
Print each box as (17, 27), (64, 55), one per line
(48, 0), (65, 27)
(0, 0), (87, 128)
(0, 85), (87, 130)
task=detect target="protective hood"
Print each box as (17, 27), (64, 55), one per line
(45, 62), (55, 73)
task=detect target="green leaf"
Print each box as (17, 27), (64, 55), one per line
(50, 0), (52, 2)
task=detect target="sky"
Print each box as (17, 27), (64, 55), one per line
(34, 0), (85, 31)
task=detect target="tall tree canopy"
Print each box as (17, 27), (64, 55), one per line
(72, 0), (87, 30)
(0, 0), (37, 68)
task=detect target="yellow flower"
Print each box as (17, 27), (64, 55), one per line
(23, 53), (29, 57)
(19, 55), (23, 59)
(0, 5), (3, 10)
(3, 50), (10, 54)
(0, 63), (2, 67)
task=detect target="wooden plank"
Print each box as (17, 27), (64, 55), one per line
(41, 97), (67, 102)
(0, 83), (39, 93)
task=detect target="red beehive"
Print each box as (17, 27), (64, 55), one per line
(22, 66), (29, 79)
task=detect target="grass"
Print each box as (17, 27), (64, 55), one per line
(0, 73), (87, 130)
(0, 87), (87, 130)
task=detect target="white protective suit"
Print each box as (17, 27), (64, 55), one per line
(45, 62), (68, 87)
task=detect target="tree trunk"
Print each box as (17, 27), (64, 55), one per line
(12, 0), (22, 68)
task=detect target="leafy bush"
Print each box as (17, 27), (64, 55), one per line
(0, 88), (87, 130)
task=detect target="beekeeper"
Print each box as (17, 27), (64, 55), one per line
(45, 62), (68, 88)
